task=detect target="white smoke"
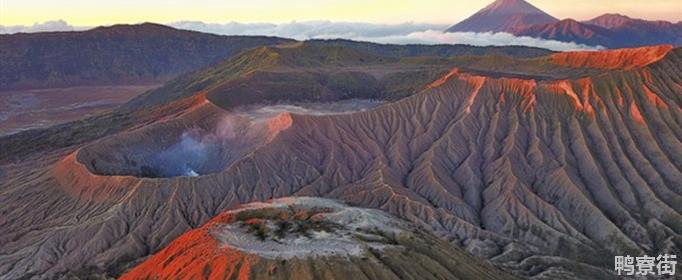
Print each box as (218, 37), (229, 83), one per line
(1, 20), (602, 51)
(149, 100), (381, 177)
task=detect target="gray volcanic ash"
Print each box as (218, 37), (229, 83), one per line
(237, 99), (383, 120)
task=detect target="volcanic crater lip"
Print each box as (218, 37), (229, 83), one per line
(210, 197), (407, 259)
(120, 196), (521, 280)
(549, 45), (674, 70)
(73, 109), (282, 179)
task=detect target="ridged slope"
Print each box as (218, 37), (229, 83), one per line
(0, 46), (680, 279)
(550, 45), (673, 70)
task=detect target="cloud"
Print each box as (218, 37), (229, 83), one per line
(0, 20), (88, 34)
(170, 20), (600, 51)
(351, 30), (602, 51)
(169, 20), (449, 40)
(1, 19), (601, 51)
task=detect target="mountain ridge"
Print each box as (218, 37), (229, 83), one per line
(0, 23), (294, 90)
(446, 0), (682, 48)
(510, 18), (617, 47)
(124, 42), (554, 109)
(585, 14), (638, 29)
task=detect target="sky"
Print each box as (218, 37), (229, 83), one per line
(1, 0), (681, 26)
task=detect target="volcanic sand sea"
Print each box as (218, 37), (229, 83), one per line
(0, 84), (159, 136)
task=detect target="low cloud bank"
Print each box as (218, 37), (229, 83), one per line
(0, 20), (87, 34)
(1, 20), (601, 51)
(170, 21), (599, 51)
(358, 30), (602, 51)
(170, 20), (449, 40)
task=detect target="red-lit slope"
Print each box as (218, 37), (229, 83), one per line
(118, 210), (256, 280)
(550, 45), (673, 70)
(121, 197), (515, 280)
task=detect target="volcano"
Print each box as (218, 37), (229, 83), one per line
(0, 40), (680, 280)
(446, 0), (682, 48)
(121, 197), (516, 280)
(445, 0), (558, 33)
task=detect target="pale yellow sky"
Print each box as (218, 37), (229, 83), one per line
(1, 0), (681, 26)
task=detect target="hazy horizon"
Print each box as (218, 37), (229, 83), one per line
(2, 0), (681, 26)
(0, 19), (603, 51)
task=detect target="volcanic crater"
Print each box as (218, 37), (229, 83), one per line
(72, 99), (382, 179)
(121, 197), (517, 280)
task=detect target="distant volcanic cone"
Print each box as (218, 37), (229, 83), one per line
(120, 197), (517, 280)
(446, 0), (558, 33)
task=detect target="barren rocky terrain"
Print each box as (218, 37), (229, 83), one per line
(0, 85), (159, 136)
(0, 43), (680, 279)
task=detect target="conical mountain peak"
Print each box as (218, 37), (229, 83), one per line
(446, 0), (558, 32)
(479, 0), (552, 15)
